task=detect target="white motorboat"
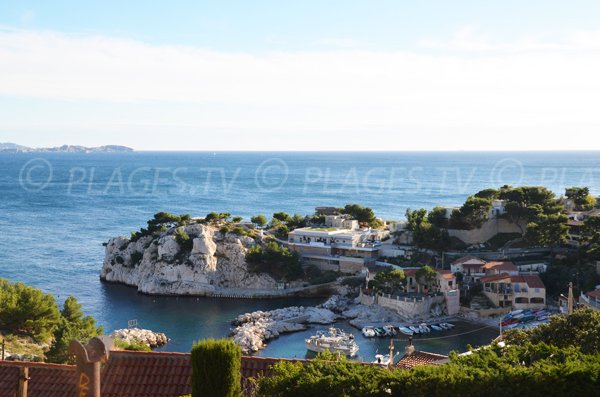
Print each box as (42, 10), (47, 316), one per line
(409, 325), (421, 334)
(439, 322), (454, 330)
(398, 326), (414, 336)
(430, 324), (443, 332)
(383, 325), (397, 336)
(305, 327), (359, 357)
(372, 354), (392, 366)
(419, 323), (431, 333)
(362, 327), (376, 338)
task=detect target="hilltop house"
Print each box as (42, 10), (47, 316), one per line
(566, 209), (600, 247)
(450, 256), (487, 282)
(480, 273), (546, 309)
(286, 215), (385, 274)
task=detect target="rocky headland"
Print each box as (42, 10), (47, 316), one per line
(101, 222), (283, 295)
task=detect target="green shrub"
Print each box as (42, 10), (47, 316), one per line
(191, 339), (242, 397)
(113, 338), (151, 352)
(231, 226), (247, 236)
(175, 228), (193, 251)
(0, 278), (61, 341)
(220, 225), (231, 234)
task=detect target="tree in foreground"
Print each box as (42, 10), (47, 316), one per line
(191, 338), (242, 397)
(46, 296), (103, 364)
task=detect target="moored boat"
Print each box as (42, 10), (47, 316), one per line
(305, 327), (359, 357)
(362, 327), (376, 338)
(372, 354), (392, 366)
(398, 326), (414, 336)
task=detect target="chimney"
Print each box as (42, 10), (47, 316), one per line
(69, 336), (113, 397)
(405, 336), (415, 356)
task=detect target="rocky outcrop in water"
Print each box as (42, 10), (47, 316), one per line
(100, 223), (279, 295)
(231, 306), (338, 354)
(110, 328), (169, 348)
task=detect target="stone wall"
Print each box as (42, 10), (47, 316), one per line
(360, 290), (446, 319)
(447, 218), (526, 245)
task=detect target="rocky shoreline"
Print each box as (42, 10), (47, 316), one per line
(230, 294), (458, 354)
(231, 305), (338, 354)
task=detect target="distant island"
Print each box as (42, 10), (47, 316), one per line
(0, 142), (134, 153)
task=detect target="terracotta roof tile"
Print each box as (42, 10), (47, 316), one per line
(480, 273), (512, 283)
(482, 261), (518, 272)
(586, 289), (600, 299)
(436, 269), (455, 280)
(0, 360), (77, 397)
(396, 351), (448, 369)
(101, 351), (192, 397)
(512, 274), (545, 289)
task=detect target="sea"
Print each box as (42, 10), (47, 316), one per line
(1, 151), (599, 359)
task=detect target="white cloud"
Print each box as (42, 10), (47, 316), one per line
(418, 26), (600, 52)
(0, 27), (600, 150)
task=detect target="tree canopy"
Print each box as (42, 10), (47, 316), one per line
(246, 241), (303, 281)
(565, 187), (596, 211)
(46, 296), (103, 364)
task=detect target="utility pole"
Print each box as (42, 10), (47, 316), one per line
(1, 338), (5, 360)
(388, 337), (395, 369)
(567, 282), (574, 315)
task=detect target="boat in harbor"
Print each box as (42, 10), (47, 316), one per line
(398, 326), (414, 336)
(430, 324), (443, 332)
(372, 354), (392, 366)
(362, 326), (376, 338)
(305, 327), (359, 357)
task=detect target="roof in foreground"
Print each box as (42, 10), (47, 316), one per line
(396, 351), (449, 369)
(0, 360), (77, 397)
(0, 351), (308, 397)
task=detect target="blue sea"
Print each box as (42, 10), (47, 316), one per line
(1, 151), (599, 357)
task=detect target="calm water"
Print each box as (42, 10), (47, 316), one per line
(0, 151), (598, 354)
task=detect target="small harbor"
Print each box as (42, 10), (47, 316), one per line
(258, 319), (499, 361)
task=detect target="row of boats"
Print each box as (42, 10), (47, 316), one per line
(361, 322), (455, 338)
(501, 308), (551, 330)
(305, 322), (457, 359)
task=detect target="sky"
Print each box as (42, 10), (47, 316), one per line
(1, 1), (600, 151)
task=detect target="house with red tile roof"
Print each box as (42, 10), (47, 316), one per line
(451, 256), (487, 283)
(482, 261), (519, 276)
(396, 339), (448, 370)
(480, 273), (545, 309)
(579, 288), (600, 311)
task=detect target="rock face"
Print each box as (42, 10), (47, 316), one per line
(100, 223), (278, 295)
(110, 328), (169, 348)
(231, 306), (338, 354)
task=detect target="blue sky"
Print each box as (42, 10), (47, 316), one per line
(1, 1), (600, 150)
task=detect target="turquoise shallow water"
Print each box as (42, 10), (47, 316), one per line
(0, 151), (597, 355)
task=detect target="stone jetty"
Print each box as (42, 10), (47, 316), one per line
(231, 305), (337, 354)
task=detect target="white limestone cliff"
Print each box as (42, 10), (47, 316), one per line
(100, 223), (279, 295)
